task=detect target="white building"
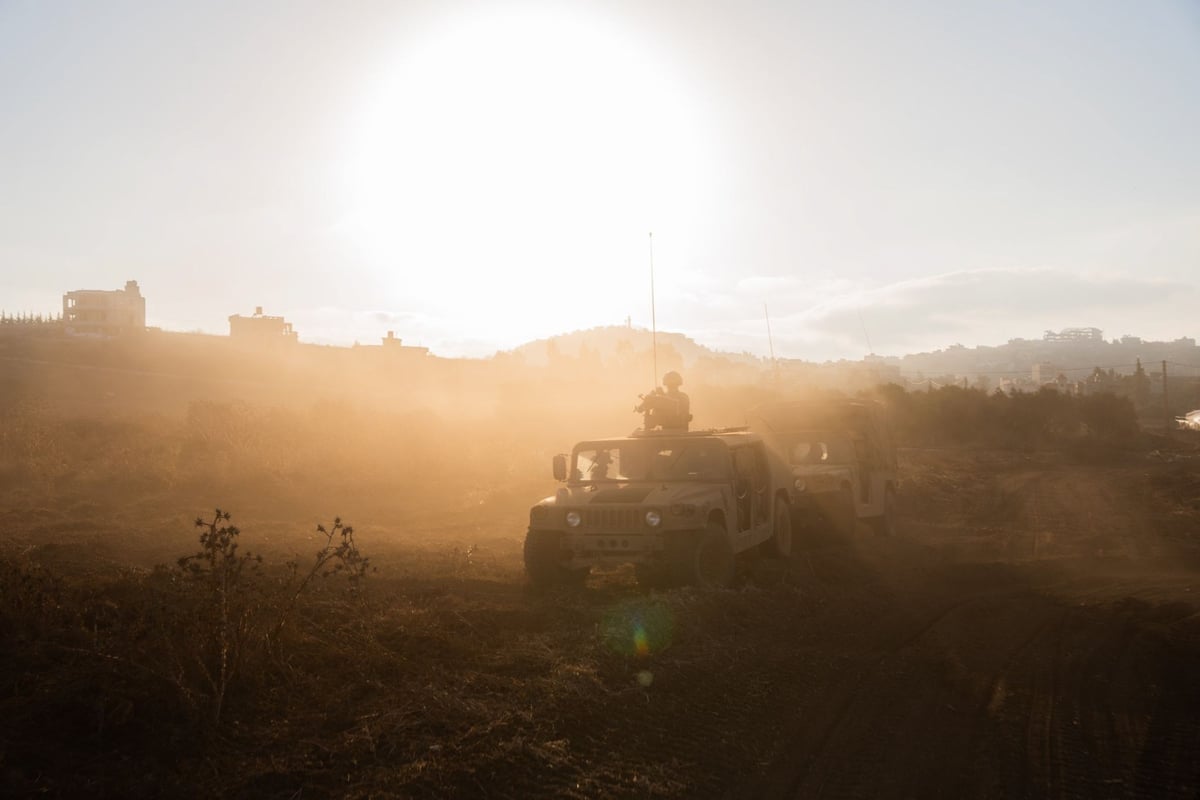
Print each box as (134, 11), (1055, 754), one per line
(62, 280), (146, 336)
(228, 306), (298, 346)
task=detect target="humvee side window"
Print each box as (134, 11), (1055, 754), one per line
(733, 447), (756, 478)
(651, 444), (729, 481)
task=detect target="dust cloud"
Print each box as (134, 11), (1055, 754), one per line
(4, 329), (1200, 798)
(0, 331), (834, 559)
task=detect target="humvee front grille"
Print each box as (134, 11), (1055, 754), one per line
(582, 507), (641, 531)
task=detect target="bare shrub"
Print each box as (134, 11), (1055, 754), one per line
(0, 509), (377, 733)
(174, 509), (265, 726)
(163, 509), (373, 727)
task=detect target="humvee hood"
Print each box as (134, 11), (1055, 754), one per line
(663, 485), (721, 505)
(588, 487), (656, 504)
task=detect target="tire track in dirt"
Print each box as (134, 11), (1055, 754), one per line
(750, 450), (1200, 799)
(752, 582), (1200, 798)
(745, 561), (1041, 799)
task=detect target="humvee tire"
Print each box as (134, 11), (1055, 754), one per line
(524, 530), (589, 589)
(682, 520), (736, 589)
(764, 499), (793, 559)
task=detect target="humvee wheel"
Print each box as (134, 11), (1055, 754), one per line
(687, 521), (736, 589)
(868, 488), (898, 538)
(524, 529), (588, 589)
(765, 499), (793, 559)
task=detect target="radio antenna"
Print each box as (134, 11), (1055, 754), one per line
(649, 232), (658, 385)
(857, 308), (874, 356)
(765, 303), (779, 385)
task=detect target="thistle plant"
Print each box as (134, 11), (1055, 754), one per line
(177, 509), (262, 726)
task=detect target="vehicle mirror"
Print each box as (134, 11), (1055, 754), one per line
(552, 454), (567, 481)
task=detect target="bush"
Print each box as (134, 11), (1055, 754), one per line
(0, 508), (371, 737)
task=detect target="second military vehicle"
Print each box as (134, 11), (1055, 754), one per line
(749, 400), (899, 541)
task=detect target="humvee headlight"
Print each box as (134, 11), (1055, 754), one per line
(566, 511), (581, 528)
(645, 510), (662, 527)
(793, 479), (806, 492)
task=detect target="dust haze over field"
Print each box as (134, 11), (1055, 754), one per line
(4, 330), (1200, 797)
(5, 0), (1200, 796)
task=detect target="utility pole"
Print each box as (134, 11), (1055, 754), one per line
(649, 232), (657, 386)
(1163, 360), (1171, 440)
(764, 303), (779, 388)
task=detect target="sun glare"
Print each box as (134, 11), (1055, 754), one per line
(340, 7), (714, 342)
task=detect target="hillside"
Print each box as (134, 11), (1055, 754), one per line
(505, 324), (765, 368)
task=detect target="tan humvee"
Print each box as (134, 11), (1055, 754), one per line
(525, 428), (794, 589)
(748, 401), (899, 540)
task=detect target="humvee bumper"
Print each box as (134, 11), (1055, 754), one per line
(566, 531), (666, 567)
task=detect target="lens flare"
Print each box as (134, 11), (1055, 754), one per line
(600, 600), (675, 659)
(633, 623), (650, 656)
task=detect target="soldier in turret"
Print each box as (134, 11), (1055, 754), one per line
(635, 371), (693, 432)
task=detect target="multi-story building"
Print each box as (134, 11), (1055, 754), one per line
(62, 280), (146, 336)
(1042, 327), (1103, 343)
(228, 306), (298, 346)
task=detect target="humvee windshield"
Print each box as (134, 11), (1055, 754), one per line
(571, 438), (731, 483)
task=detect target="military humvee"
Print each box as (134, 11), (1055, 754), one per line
(524, 428), (794, 589)
(748, 401), (898, 540)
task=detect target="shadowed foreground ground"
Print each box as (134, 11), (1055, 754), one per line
(4, 445), (1200, 798)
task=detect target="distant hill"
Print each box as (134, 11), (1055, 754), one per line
(885, 334), (1200, 386)
(505, 325), (765, 368)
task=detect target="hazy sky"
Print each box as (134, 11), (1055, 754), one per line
(2, 0), (1198, 360)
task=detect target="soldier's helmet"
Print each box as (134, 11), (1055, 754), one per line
(663, 371), (683, 388)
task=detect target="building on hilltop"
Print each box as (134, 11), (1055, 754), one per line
(62, 280), (146, 336)
(1042, 327), (1103, 343)
(380, 330), (428, 357)
(228, 306), (298, 346)
(352, 330), (429, 358)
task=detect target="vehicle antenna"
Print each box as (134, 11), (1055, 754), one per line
(649, 232), (658, 385)
(765, 303), (779, 385)
(857, 308), (874, 356)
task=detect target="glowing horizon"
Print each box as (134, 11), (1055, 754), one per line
(2, 1), (1198, 360)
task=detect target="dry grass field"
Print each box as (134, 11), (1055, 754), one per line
(3, 343), (1200, 798)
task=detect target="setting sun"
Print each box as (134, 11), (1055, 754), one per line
(338, 6), (715, 340)
(4, 2), (1200, 796)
